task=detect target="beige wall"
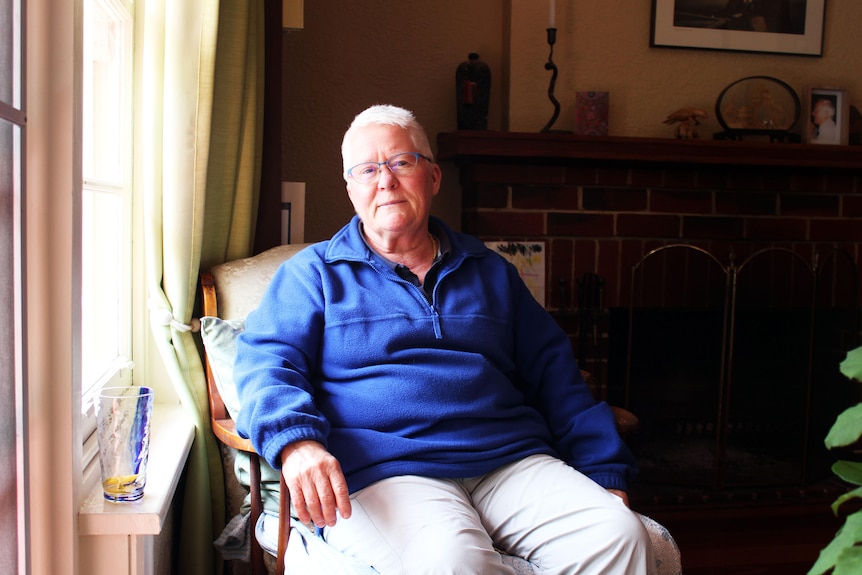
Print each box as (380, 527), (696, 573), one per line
(283, 0), (859, 241)
(282, 1), (506, 240)
(509, 0), (860, 136)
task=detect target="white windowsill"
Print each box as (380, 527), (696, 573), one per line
(78, 403), (195, 535)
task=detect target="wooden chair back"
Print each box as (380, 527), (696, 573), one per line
(201, 243), (311, 575)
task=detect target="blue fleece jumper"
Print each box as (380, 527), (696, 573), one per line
(234, 215), (636, 494)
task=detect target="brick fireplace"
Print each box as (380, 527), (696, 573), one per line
(437, 131), (862, 512)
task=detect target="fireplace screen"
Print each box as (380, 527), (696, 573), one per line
(608, 245), (859, 497)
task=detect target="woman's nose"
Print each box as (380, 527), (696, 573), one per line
(377, 165), (398, 188)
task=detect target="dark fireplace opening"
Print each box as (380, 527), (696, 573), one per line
(606, 245), (860, 507)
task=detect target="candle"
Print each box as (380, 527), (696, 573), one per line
(549, 0), (555, 28)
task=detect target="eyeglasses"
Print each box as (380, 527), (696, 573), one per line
(345, 152), (433, 184)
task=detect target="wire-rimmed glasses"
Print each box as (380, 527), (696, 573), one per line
(345, 152), (433, 184)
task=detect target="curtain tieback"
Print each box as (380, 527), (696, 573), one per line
(150, 306), (200, 333)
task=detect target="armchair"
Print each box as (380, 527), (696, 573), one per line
(200, 244), (681, 575)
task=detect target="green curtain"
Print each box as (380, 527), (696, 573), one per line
(142, 1), (264, 574)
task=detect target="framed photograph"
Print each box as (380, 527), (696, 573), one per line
(574, 91), (609, 136)
(651, 0), (826, 57)
(484, 241), (546, 307)
(804, 87), (849, 145)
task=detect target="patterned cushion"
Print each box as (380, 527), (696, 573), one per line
(200, 316), (244, 420)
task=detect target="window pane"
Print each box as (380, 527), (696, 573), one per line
(0, 114), (21, 574)
(81, 185), (124, 386)
(1, 0), (23, 569)
(83, 0), (129, 184)
(82, 0), (132, 405)
(0, 0), (18, 109)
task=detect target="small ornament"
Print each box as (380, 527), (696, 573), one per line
(663, 107), (709, 139)
(455, 53), (491, 130)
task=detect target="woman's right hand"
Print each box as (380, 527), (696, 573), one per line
(280, 440), (352, 527)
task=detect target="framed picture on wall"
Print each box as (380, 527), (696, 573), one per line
(805, 87), (850, 145)
(484, 241), (546, 307)
(651, 0), (826, 57)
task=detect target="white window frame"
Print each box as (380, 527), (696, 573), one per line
(81, 0), (134, 405)
(80, 0), (136, 493)
(2, 0), (29, 571)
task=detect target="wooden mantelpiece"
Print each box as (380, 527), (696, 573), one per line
(437, 130), (862, 171)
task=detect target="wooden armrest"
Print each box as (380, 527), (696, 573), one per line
(277, 473), (290, 575)
(611, 406), (640, 435)
(211, 417), (256, 452)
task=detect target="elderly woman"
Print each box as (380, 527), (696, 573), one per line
(235, 104), (653, 574)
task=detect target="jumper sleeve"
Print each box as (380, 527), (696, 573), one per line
(233, 251), (331, 470)
(508, 266), (637, 491)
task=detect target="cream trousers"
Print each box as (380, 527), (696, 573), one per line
(323, 454), (654, 575)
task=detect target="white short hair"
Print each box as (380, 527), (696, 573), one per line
(342, 104), (434, 161)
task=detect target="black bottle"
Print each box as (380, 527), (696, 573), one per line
(455, 53), (491, 130)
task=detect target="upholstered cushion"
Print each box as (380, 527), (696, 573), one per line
(256, 512), (380, 575)
(200, 316), (245, 420)
(209, 243), (311, 321)
(641, 514), (682, 575)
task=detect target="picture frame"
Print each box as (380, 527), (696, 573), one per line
(651, 0), (826, 57)
(484, 241), (546, 307)
(804, 87), (849, 145)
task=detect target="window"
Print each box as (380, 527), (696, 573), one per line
(81, 0), (134, 412)
(1, 0), (26, 570)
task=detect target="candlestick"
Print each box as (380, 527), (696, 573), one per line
(541, 28), (561, 133)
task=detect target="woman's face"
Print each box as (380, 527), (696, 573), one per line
(343, 124), (441, 242)
(812, 100), (834, 125)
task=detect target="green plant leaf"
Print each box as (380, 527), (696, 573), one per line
(833, 461), (862, 487)
(825, 405), (862, 449)
(834, 545), (862, 575)
(808, 512), (862, 575)
(832, 485), (862, 516)
(840, 346), (862, 382)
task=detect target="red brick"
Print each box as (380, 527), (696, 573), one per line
(682, 216), (745, 239)
(705, 240), (735, 267)
(816, 245), (859, 306)
(616, 239), (647, 307)
(810, 219), (862, 242)
(725, 167), (764, 191)
(760, 169), (793, 192)
(462, 183), (508, 209)
(463, 210), (545, 237)
(596, 240), (621, 306)
(547, 212), (614, 237)
(513, 186), (579, 210)
(630, 167), (664, 187)
(726, 241), (758, 265)
(470, 162), (566, 185)
(790, 171), (826, 193)
(735, 248), (814, 308)
(574, 239), (598, 273)
(780, 193), (840, 217)
(695, 168), (727, 190)
(597, 167), (630, 186)
(664, 169), (698, 189)
(843, 195), (862, 217)
(651, 189), (713, 214)
(824, 172), (857, 194)
(564, 166), (599, 186)
(583, 188), (648, 212)
(746, 217), (808, 241)
(715, 191), (778, 215)
(549, 239), (574, 309)
(617, 214), (680, 238)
